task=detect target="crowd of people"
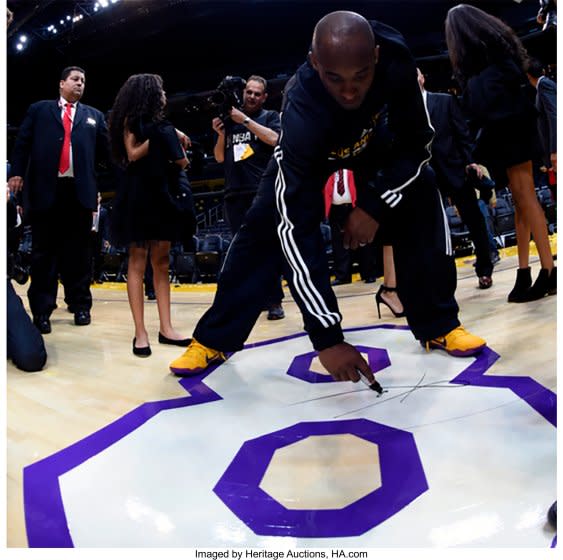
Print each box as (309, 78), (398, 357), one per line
(6, 5), (557, 386)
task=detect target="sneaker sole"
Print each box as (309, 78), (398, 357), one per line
(169, 356), (225, 377)
(170, 365), (208, 377)
(428, 341), (486, 357)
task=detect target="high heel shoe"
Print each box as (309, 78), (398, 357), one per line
(132, 337), (151, 357)
(507, 267), (532, 302)
(521, 266), (557, 301)
(158, 332), (192, 347)
(375, 285), (406, 319)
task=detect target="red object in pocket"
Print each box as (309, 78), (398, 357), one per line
(548, 169), (556, 186)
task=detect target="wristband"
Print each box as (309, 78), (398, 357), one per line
(243, 117), (250, 125)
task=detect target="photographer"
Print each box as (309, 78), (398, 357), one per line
(212, 75), (285, 320)
(7, 187), (47, 372)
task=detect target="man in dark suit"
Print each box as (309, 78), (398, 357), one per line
(8, 66), (109, 333)
(417, 68), (494, 289)
(527, 59), (557, 180)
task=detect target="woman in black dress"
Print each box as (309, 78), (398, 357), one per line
(445, 4), (556, 302)
(109, 74), (191, 356)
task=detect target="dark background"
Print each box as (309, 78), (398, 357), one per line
(6, 0), (556, 186)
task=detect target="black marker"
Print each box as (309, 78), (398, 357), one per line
(357, 369), (383, 395)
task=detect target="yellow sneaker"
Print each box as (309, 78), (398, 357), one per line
(424, 326), (486, 357)
(169, 338), (226, 377)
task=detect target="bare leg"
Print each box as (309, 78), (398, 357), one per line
(507, 161), (554, 271)
(127, 245), (149, 347)
(150, 241), (186, 340)
(513, 205), (531, 270)
(381, 245), (404, 315)
(383, 245), (397, 286)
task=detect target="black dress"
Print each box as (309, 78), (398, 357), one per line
(112, 117), (192, 247)
(462, 57), (540, 171)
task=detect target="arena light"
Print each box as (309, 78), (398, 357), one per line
(31, 0), (123, 43)
(19, 34), (27, 42)
(16, 43), (23, 51)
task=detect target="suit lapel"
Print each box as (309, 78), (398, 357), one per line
(50, 101), (63, 129)
(73, 103), (85, 130)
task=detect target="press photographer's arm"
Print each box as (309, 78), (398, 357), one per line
(212, 117), (226, 163)
(229, 107), (279, 146)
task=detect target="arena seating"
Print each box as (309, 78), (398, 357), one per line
(493, 195), (517, 247)
(445, 205), (474, 257)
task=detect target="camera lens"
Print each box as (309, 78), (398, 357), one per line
(210, 90), (226, 105)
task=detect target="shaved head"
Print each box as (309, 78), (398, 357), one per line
(312, 11), (375, 65)
(310, 11), (378, 110)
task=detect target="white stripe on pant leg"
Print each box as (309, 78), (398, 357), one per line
(273, 147), (340, 327)
(275, 166), (339, 326)
(437, 194), (453, 256)
(380, 87), (435, 203)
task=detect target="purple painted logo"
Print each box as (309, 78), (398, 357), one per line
(287, 346), (391, 384)
(213, 419), (428, 538)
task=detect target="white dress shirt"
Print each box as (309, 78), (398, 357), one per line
(58, 96), (77, 178)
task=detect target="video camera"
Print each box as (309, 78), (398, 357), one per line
(209, 76), (246, 121)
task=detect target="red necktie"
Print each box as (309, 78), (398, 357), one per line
(336, 169), (345, 196)
(58, 102), (72, 174)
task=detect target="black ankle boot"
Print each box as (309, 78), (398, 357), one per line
(507, 267), (532, 303)
(523, 267), (556, 301)
(548, 266), (557, 295)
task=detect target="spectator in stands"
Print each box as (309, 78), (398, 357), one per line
(527, 58), (557, 197)
(446, 4), (556, 301)
(8, 66), (109, 334)
(108, 74), (191, 357)
(169, 11), (486, 382)
(417, 68), (494, 289)
(211, 75), (285, 320)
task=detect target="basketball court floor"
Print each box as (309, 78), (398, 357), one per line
(6, 244), (557, 549)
